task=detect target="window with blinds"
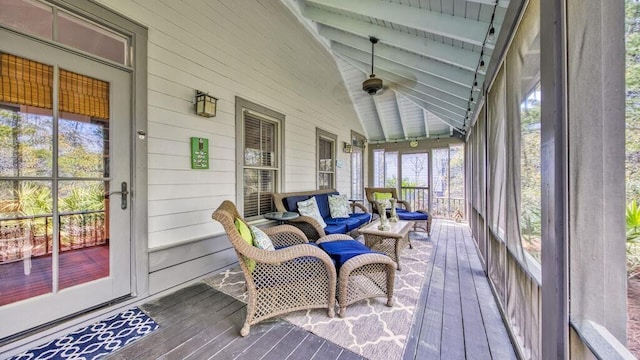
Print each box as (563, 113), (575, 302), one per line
(350, 131), (366, 199)
(243, 112), (279, 218)
(316, 129), (336, 190)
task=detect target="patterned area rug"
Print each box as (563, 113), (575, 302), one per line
(10, 307), (159, 360)
(203, 233), (432, 360)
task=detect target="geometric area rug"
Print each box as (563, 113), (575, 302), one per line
(203, 233), (433, 360)
(8, 307), (159, 360)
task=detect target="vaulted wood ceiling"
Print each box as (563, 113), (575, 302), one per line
(282, 0), (512, 142)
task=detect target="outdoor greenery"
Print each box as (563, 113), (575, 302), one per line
(520, 103), (542, 261)
(0, 109), (107, 251)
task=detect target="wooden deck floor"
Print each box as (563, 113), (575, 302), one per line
(107, 220), (515, 360)
(0, 245), (109, 306)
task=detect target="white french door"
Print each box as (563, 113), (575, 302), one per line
(0, 29), (131, 338)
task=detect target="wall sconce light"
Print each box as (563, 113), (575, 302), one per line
(195, 90), (217, 117)
(343, 142), (353, 153)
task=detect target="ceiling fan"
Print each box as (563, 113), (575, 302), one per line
(362, 36), (384, 95)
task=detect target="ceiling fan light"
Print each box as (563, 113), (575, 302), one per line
(363, 75), (383, 95)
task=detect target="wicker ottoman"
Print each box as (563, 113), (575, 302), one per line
(317, 235), (397, 317)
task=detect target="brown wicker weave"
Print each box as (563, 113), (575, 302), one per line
(359, 220), (413, 271)
(212, 200), (337, 336)
(364, 187), (432, 235)
(272, 189), (370, 241)
(317, 234), (396, 317)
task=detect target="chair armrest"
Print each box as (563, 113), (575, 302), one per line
(350, 202), (370, 214)
(246, 243), (335, 268)
(397, 200), (412, 211)
(316, 234), (355, 244)
(263, 225), (309, 248)
(284, 215), (327, 240)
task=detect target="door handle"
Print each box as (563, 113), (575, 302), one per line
(105, 182), (129, 210)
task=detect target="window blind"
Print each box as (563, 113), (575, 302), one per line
(0, 53), (53, 109)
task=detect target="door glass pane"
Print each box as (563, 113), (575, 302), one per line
(58, 180), (108, 290)
(57, 11), (128, 65)
(351, 150), (363, 199)
(432, 148), (450, 218)
(401, 153), (429, 212)
(58, 114), (109, 178)
(0, 180), (53, 305)
(0, 0), (53, 40)
(385, 151), (398, 187)
(0, 105), (53, 177)
(57, 68), (111, 290)
(450, 145), (465, 220)
(0, 54), (55, 306)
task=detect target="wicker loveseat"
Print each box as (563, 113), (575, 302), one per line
(272, 189), (372, 241)
(365, 187), (432, 235)
(212, 200), (337, 336)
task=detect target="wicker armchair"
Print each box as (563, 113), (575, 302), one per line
(365, 187), (432, 235)
(212, 200), (337, 336)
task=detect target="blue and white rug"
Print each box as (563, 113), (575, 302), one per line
(10, 307), (159, 360)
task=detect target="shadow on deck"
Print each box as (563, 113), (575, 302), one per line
(107, 220), (515, 360)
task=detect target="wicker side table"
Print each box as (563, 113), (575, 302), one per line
(359, 220), (413, 270)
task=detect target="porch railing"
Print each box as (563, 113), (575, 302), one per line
(401, 186), (466, 220)
(401, 186), (430, 213)
(0, 210), (108, 262)
(433, 197), (465, 219)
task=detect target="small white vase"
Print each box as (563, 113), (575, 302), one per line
(389, 198), (398, 223)
(376, 202), (390, 231)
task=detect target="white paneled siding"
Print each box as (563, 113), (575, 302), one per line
(94, 0), (364, 250)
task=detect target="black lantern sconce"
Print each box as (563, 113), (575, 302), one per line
(195, 90), (217, 117)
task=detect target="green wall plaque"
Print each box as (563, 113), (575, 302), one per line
(190, 137), (209, 169)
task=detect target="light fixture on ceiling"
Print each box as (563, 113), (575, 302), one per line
(362, 36), (383, 95)
(487, 26), (496, 43)
(479, 59), (485, 71)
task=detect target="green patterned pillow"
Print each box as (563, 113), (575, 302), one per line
(297, 197), (327, 228)
(328, 194), (350, 218)
(250, 225), (274, 251)
(234, 218), (256, 272)
(373, 192), (393, 209)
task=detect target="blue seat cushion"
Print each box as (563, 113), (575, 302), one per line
(395, 209), (428, 221)
(284, 195), (311, 212)
(324, 216), (360, 231)
(324, 222), (348, 235)
(318, 240), (374, 270)
(348, 213), (372, 230)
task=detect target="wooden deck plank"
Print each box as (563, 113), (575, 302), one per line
(455, 224), (493, 359)
(260, 324), (310, 359)
(310, 340), (345, 360)
(235, 322), (295, 359)
(284, 331), (325, 359)
(404, 220), (444, 360)
(462, 228), (517, 360)
(439, 222), (465, 360)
